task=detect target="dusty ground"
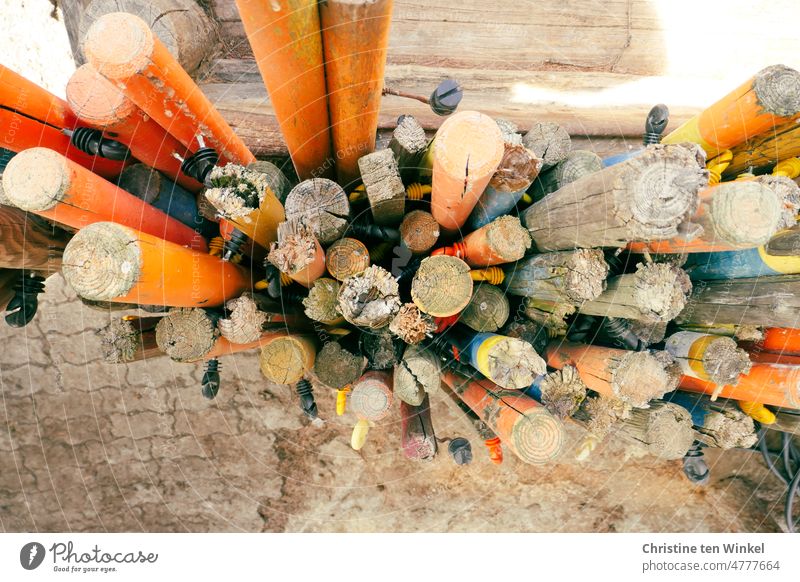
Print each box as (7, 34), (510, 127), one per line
(0, 2), (791, 533)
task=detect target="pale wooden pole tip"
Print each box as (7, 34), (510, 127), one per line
(512, 408), (565, 465)
(411, 255), (473, 317)
(754, 64), (800, 117)
(62, 222), (141, 302)
(155, 308), (218, 362)
(66, 64), (135, 126)
(711, 181), (782, 247)
(2, 148), (69, 211)
(83, 12), (154, 80)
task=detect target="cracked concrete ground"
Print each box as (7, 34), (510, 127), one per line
(0, 275), (791, 532)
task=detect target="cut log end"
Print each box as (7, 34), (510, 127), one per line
(522, 121), (571, 169)
(583, 395), (631, 438)
(303, 278), (342, 324)
(268, 220), (318, 275)
(155, 308), (216, 362)
(627, 402), (695, 460)
(337, 265), (400, 329)
(360, 329), (403, 370)
(511, 408), (565, 464)
(485, 336), (547, 389)
(394, 345), (440, 406)
(699, 409), (757, 449)
(489, 143), (541, 192)
(83, 12), (154, 80)
(460, 284), (510, 332)
(350, 374), (393, 422)
(565, 249), (609, 303)
(610, 350), (673, 407)
(710, 181), (782, 247)
(284, 178), (350, 244)
(411, 255), (473, 317)
(62, 222), (141, 302)
(400, 210), (440, 254)
(753, 64), (800, 117)
(555, 149), (602, 185)
(756, 175), (800, 230)
(259, 336), (314, 385)
(100, 318), (141, 363)
(325, 237), (370, 281)
(3, 148), (70, 211)
(358, 148), (405, 225)
(66, 63), (135, 126)
(633, 263), (692, 322)
(485, 215), (532, 263)
(539, 365), (587, 418)
(313, 342), (366, 390)
(389, 303), (435, 344)
(218, 293), (267, 344)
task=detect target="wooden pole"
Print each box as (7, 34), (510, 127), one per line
(459, 284), (510, 333)
(83, 12), (255, 166)
(319, 0), (393, 186)
(766, 223), (800, 257)
(616, 401), (695, 460)
(0, 206), (69, 273)
(234, 0), (332, 180)
(218, 293), (269, 345)
(429, 111), (505, 232)
(0, 63), (125, 179)
(65, 63), (200, 191)
(314, 340), (367, 390)
(530, 149), (602, 201)
(350, 370), (394, 421)
(267, 221), (326, 288)
(725, 119), (800, 176)
(389, 114), (427, 183)
(62, 222), (250, 307)
(204, 164), (287, 249)
(3, 148), (206, 251)
(577, 263), (692, 323)
(302, 278), (343, 325)
(358, 148), (406, 225)
(399, 210), (440, 255)
(524, 365), (587, 418)
(284, 178), (350, 245)
(400, 396), (437, 461)
(442, 370), (565, 465)
(0, 269), (19, 312)
(359, 329), (404, 370)
(675, 274), (800, 328)
(626, 180), (784, 254)
(445, 215), (532, 267)
(684, 246), (800, 280)
(545, 340), (677, 407)
(678, 363), (800, 409)
(521, 144), (708, 251)
(337, 265), (400, 329)
(325, 238), (370, 281)
(501, 318), (549, 355)
(664, 331), (752, 386)
(389, 303), (435, 344)
(662, 64), (800, 158)
(393, 344), (440, 406)
(575, 394), (630, 439)
(521, 121), (572, 171)
(100, 315), (163, 363)
(411, 255), (473, 317)
(503, 249), (608, 307)
(663, 391), (758, 449)
(259, 335), (317, 385)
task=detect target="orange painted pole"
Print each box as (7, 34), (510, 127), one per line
(83, 12), (255, 166)
(319, 0), (393, 186)
(0, 64), (125, 179)
(441, 369), (565, 465)
(662, 64), (800, 158)
(746, 328), (800, 356)
(65, 64), (200, 192)
(235, 0), (332, 180)
(2, 148), (206, 251)
(428, 111), (505, 233)
(62, 222), (250, 307)
(679, 363), (800, 410)
(431, 215), (531, 267)
(207, 330), (294, 361)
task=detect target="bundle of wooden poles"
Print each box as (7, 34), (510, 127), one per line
(2, 3), (800, 499)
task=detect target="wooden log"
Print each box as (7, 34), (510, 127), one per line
(0, 63), (125, 179)
(400, 396), (437, 461)
(664, 331), (752, 386)
(545, 340), (677, 407)
(679, 362), (800, 410)
(442, 370), (565, 465)
(675, 274), (800, 328)
(359, 328), (404, 370)
(626, 180), (784, 254)
(65, 64), (199, 191)
(259, 335), (317, 384)
(358, 148), (406, 225)
(411, 255), (473, 317)
(83, 12), (254, 166)
(663, 391), (758, 449)
(204, 163), (287, 248)
(521, 143), (708, 251)
(574, 394), (630, 438)
(319, 0), (393, 186)
(389, 303), (435, 344)
(62, 222), (250, 307)
(577, 263), (692, 323)
(234, 0), (332, 180)
(100, 315), (163, 363)
(616, 401), (695, 460)
(350, 370), (394, 421)
(393, 344), (440, 406)
(0, 206), (69, 273)
(218, 293), (269, 345)
(302, 278), (343, 325)
(503, 249), (608, 307)
(530, 149), (602, 201)
(2, 148), (206, 251)
(662, 64), (800, 158)
(389, 114), (427, 183)
(337, 265), (401, 329)
(453, 215), (532, 267)
(284, 178), (350, 245)
(399, 210), (440, 255)
(726, 119), (800, 176)
(524, 365), (587, 418)
(521, 121), (572, 171)
(267, 221), (326, 288)
(325, 238), (370, 281)
(429, 110), (505, 232)
(459, 284), (510, 333)
(313, 341), (367, 390)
